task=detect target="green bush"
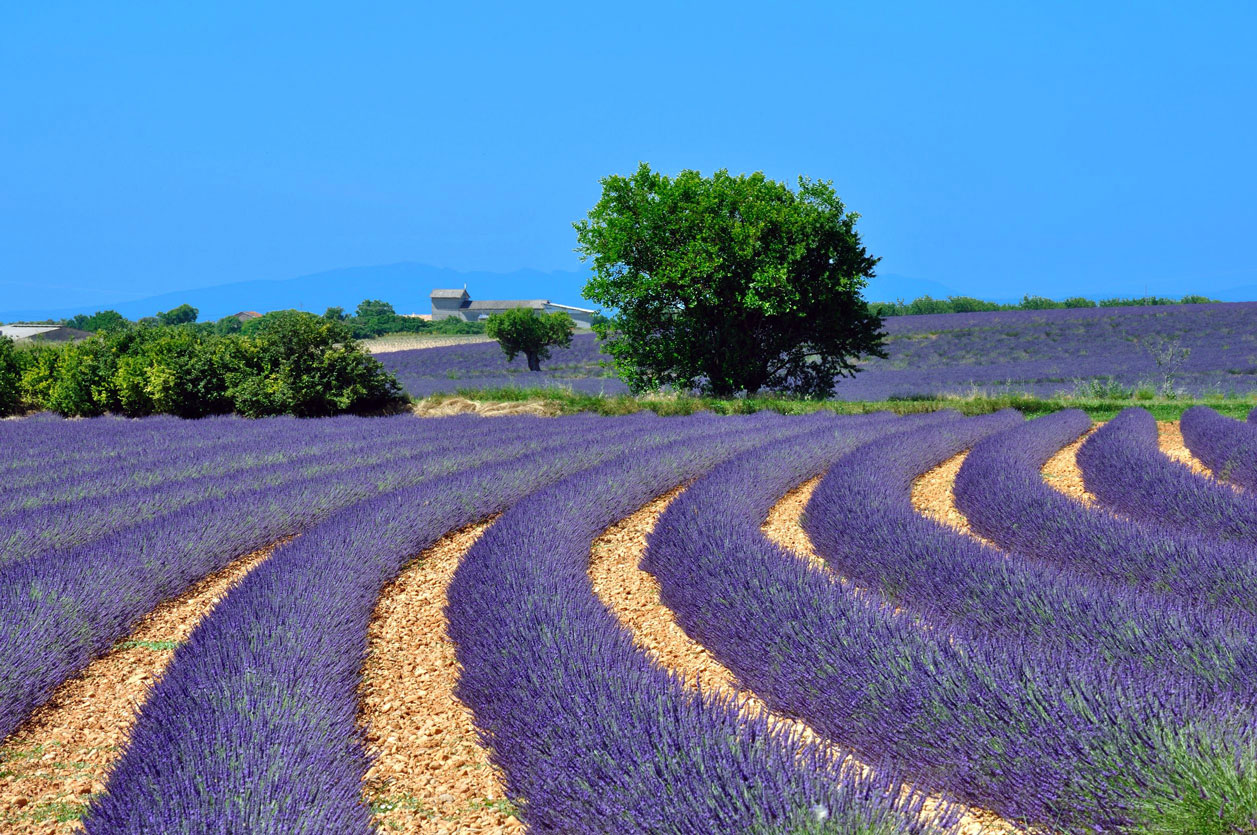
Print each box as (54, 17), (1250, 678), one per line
(0, 337), (22, 415)
(871, 292), (1220, 317)
(65, 309), (130, 332)
(6, 314), (406, 419)
(234, 311), (406, 417)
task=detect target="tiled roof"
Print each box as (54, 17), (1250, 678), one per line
(431, 288), (470, 299)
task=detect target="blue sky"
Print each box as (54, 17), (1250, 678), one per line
(2, 1), (1255, 312)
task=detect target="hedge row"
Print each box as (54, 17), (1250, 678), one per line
(0, 312), (407, 418)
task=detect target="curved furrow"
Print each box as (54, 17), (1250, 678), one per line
(83, 414), (780, 832)
(906, 451), (997, 546)
(0, 538), (285, 834)
(646, 415), (1257, 833)
(449, 415), (954, 834)
(1077, 408), (1257, 544)
(1157, 419), (1215, 477)
(954, 410), (1257, 614)
(357, 518), (520, 833)
(1039, 426), (1098, 506)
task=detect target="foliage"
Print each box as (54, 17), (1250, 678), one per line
(575, 164), (886, 398)
(65, 309), (129, 332)
(233, 311), (405, 416)
(0, 337), (20, 415)
(3, 313), (405, 418)
(320, 298), (486, 339)
(213, 315), (244, 335)
(155, 303), (199, 326)
(484, 308), (574, 371)
(873, 293), (1221, 317)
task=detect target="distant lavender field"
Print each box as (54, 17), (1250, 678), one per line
(380, 302), (1257, 400)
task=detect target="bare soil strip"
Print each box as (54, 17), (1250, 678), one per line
(359, 519), (521, 835)
(1157, 420), (1217, 478)
(363, 334), (495, 354)
(0, 541), (285, 834)
(761, 480), (827, 569)
(1040, 428), (1099, 506)
(1041, 421), (1218, 506)
(591, 488), (1020, 835)
(906, 454), (1003, 547)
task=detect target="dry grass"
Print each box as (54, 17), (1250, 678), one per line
(412, 397), (559, 418)
(362, 335), (493, 354)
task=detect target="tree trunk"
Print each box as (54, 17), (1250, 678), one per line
(526, 352), (541, 372)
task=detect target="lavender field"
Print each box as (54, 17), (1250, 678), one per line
(5, 406), (1257, 833)
(379, 301), (1257, 400)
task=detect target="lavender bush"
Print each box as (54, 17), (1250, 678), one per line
(804, 416), (1257, 695)
(954, 411), (1257, 613)
(84, 414), (695, 832)
(377, 302), (1257, 400)
(1079, 407), (1257, 543)
(645, 415), (1257, 832)
(1181, 405), (1257, 489)
(448, 413), (955, 834)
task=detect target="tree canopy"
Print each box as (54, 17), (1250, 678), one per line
(65, 309), (129, 332)
(484, 308), (574, 371)
(1, 312), (406, 418)
(575, 164), (886, 398)
(155, 304), (199, 326)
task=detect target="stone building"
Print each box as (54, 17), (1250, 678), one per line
(430, 289), (597, 328)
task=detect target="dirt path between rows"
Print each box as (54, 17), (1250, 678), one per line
(358, 519), (520, 835)
(0, 541), (285, 834)
(590, 486), (1020, 835)
(1041, 421), (1218, 506)
(1157, 421), (1217, 478)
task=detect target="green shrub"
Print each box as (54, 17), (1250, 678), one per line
(9, 314), (406, 419)
(0, 337), (22, 415)
(232, 311), (406, 417)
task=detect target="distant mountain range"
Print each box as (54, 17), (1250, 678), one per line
(1, 262), (1252, 323)
(0, 263), (596, 323)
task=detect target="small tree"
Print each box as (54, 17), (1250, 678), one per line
(575, 164), (886, 397)
(66, 309), (129, 332)
(485, 308), (574, 371)
(155, 304), (198, 326)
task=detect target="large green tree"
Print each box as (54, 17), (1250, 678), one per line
(575, 164), (886, 398)
(485, 308), (574, 371)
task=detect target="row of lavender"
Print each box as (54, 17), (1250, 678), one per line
(377, 301), (1257, 399)
(3, 412), (962, 834)
(0, 413), (597, 738)
(0, 416), (496, 564)
(632, 405), (1257, 832)
(11, 406), (1257, 832)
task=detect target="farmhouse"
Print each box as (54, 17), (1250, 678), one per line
(430, 288), (597, 328)
(0, 324), (92, 342)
